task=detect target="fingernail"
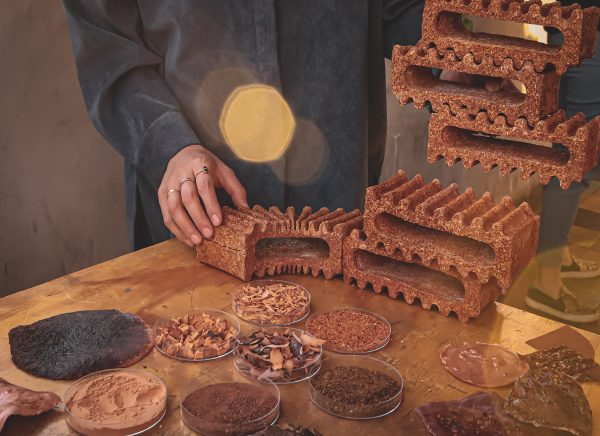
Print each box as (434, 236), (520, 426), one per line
(191, 234), (202, 245)
(184, 239), (194, 247)
(211, 214), (221, 226)
(202, 228), (213, 239)
(242, 202), (249, 208)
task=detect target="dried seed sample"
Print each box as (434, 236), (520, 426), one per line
(363, 171), (539, 288)
(392, 44), (560, 125)
(155, 312), (238, 360)
(422, 0), (600, 74)
(196, 206), (362, 281)
(343, 229), (502, 322)
(9, 310), (153, 380)
(234, 329), (324, 382)
(520, 345), (599, 382)
(505, 368), (593, 436)
(310, 365), (401, 418)
(428, 107), (600, 189)
(440, 342), (529, 388)
(0, 378), (61, 432)
(233, 281), (310, 325)
(305, 309), (390, 353)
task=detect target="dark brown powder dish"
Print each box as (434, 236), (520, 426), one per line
(311, 366), (401, 418)
(182, 382), (278, 434)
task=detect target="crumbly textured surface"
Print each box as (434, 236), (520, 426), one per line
(0, 378), (61, 432)
(196, 206), (362, 281)
(415, 391), (546, 436)
(233, 282), (310, 325)
(428, 107), (600, 189)
(421, 0), (600, 75)
(363, 171), (539, 288)
(391, 44), (560, 125)
(342, 229), (502, 323)
(505, 368), (593, 436)
(520, 345), (599, 381)
(250, 424), (322, 436)
(8, 310), (153, 380)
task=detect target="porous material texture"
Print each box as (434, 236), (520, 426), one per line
(391, 44), (560, 125)
(196, 206), (362, 281)
(422, 0), (600, 75)
(8, 310), (153, 380)
(428, 107), (600, 189)
(342, 229), (503, 323)
(363, 171), (539, 288)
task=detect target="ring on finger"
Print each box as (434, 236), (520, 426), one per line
(194, 166), (209, 177)
(180, 177), (195, 187)
(166, 188), (180, 197)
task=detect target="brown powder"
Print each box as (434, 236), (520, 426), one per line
(306, 310), (390, 353)
(182, 382), (278, 434)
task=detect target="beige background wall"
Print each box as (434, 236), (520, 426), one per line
(0, 2), (538, 296)
(0, 0), (128, 296)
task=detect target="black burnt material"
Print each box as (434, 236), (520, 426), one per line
(8, 309), (153, 380)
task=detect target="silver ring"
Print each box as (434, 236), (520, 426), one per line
(194, 166), (209, 177)
(166, 188), (180, 197)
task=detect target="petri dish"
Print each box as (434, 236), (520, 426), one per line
(232, 279), (311, 326)
(234, 327), (323, 384)
(305, 306), (391, 354)
(64, 368), (167, 436)
(181, 373), (280, 435)
(153, 309), (239, 362)
(308, 355), (404, 420)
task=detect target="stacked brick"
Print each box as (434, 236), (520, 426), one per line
(342, 171), (539, 322)
(196, 206), (362, 281)
(393, 0), (600, 187)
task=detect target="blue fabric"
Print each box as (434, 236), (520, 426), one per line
(62, 0), (423, 249)
(537, 31), (600, 267)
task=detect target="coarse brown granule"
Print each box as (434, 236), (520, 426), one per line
(312, 366), (400, 405)
(182, 383), (277, 426)
(305, 311), (390, 353)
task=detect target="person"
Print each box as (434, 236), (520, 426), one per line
(62, 1), (427, 250)
(526, 0), (600, 323)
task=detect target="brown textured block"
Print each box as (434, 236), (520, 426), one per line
(391, 44), (560, 125)
(363, 171), (539, 288)
(422, 0), (600, 75)
(342, 229), (502, 323)
(196, 205), (362, 281)
(428, 106), (600, 189)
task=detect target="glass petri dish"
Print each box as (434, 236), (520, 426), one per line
(308, 355), (404, 420)
(64, 368), (167, 436)
(231, 279), (311, 326)
(153, 309), (240, 362)
(181, 372), (280, 435)
(234, 327), (322, 384)
(305, 306), (391, 354)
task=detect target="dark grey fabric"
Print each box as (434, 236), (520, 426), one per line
(538, 31), (600, 267)
(62, 0), (423, 249)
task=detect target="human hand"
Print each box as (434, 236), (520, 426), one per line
(439, 70), (517, 93)
(158, 144), (248, 247)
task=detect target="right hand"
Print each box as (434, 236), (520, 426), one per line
(439, 70), (517, 93)
(158, 144), (248, 247)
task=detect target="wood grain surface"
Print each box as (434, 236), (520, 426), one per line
(1, 240), (599, 435)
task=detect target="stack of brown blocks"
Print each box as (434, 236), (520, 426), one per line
(393, 0), (600, 187)
(342, 171), (539, 322)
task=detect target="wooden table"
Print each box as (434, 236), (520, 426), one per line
(1, 240), (600, 435)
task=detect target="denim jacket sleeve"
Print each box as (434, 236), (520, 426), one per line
(62, 0), (199, 190)
(382, 0), (424, 59)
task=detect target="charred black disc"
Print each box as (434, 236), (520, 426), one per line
(9, 310), (153, 380)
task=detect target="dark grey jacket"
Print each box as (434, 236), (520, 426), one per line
(62, 0), (423, 249)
